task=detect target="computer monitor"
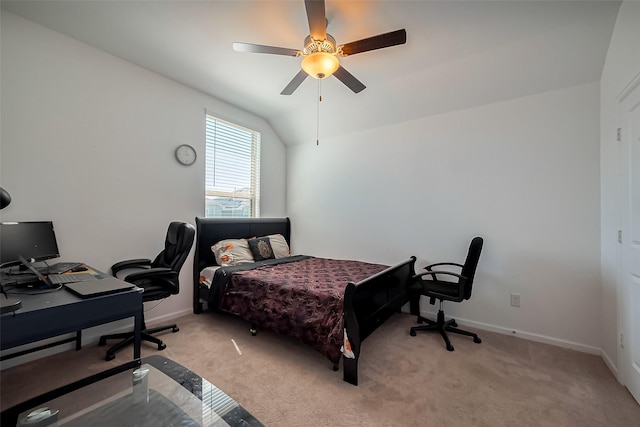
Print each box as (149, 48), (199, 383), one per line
(0, 221), (61, 268)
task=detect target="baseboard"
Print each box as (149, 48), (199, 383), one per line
(600, 349), (619, 379)
(145, 308), (193, 326)
(466, 315), (621, 383)
(407, 306), (622, 382)
(415, 309), (602, 355)
(85, 308), (193, 342)
(3, 307), (620, 380)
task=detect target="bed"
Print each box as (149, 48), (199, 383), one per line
(192, 217), (418, 385)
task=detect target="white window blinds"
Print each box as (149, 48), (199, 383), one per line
(205, 115), (261, 218)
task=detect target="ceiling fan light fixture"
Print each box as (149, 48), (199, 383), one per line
(233, 1), (407, 95)
(301, 52), (340, 79)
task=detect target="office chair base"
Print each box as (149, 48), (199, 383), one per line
(409, 311), (481, 351)
(99, 323), (179, 361)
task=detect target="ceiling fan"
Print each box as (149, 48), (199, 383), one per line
(232, 0), (407, 95)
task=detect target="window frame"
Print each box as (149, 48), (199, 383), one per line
(204, 114), (261, 218)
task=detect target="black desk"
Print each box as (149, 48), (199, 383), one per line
(0, 279), (143, 361)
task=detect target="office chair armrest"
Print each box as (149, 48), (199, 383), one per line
(124, 267), (178, 282)
(111, 259), (152, 275)
(424, 262), (463, 271)
(415, 270), (465, 281)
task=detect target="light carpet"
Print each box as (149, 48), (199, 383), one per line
(1, 312), (639, 426)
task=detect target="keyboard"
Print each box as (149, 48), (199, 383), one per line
(47, 273), (94, 284)
(47, 262), (84, 274)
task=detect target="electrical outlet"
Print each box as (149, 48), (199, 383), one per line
(510, 293), (521, 307)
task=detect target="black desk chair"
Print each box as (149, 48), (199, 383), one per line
(99, 221), (195, 360)
(409, 237), (483, 351)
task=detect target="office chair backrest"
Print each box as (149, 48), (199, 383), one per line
(460, 236), (483, 300)
(152, 221), (196, 272)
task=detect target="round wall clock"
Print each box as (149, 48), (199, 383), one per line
(175, 144), (197, 166)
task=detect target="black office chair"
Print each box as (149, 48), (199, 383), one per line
(409, 237), (483, 351)
(99, 221), (195, 360)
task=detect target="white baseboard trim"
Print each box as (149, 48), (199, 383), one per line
(3, 307), (620, 382)
(85, 307), (193, 342)
(416, 309), (602, 355)
(145, 308), (193, 326)
(600, 349), (619, 379)
(412, 310), (623, 382)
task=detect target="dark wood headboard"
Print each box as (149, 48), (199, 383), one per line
(193, 217), (291, 314)
(193, 217), (291, 274)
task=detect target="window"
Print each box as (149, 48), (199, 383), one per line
(205, 114), (261, 218)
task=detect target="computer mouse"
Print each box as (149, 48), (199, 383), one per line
(71, 265), (88, 272)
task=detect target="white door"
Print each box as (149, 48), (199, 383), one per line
(620, 77), (640, 404)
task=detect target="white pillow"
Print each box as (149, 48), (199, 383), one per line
(211, 238), (254, 266)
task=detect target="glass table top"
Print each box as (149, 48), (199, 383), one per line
(3, 356), (262, 427)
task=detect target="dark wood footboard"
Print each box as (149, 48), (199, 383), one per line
(342, 256), (417, 386)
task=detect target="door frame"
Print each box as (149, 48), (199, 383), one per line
(617, 71), (640, 404)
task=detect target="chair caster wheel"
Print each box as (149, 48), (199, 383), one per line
(158, 342), (166, 350)
(250, 328), (257, 336)
(172, 326), (179, 333)
(474, 337), (482, 344)
(446, 344), (454, 352)
(98, 338), (106, 346)
(410, 329), (416, 337)
(451, 321), (458, 327)
(106, 353), (115, 361)
(332, 364), (339, 372)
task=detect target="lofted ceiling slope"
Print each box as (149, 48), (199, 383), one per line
(1, 0), (621, 146)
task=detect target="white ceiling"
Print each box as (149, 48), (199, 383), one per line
(1, 0), (621, 146)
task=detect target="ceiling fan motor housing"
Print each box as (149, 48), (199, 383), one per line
(303, 34), (337, 55)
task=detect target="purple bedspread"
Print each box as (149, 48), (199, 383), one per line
(219, 257), (388, 364)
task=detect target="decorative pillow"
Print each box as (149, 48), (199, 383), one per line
(248, 236), (275, 261)
(265, 234), (290, 258)
(211, 239), (254, 266)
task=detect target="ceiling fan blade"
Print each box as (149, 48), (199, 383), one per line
(339, 29), (407, 56)
(233, 42), (301, 57)
(305, 0), (327, 41)
(281, 70), (309, 95)
(333, 66), (366, 94)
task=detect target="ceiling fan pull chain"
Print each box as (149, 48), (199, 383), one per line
(316, 79), (322, 145)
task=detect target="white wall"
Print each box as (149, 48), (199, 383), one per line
(0, 11), (286, 363)
(600, 1), (640, 378)
(288, 81), (602, 352)
(2, 1), (634, 373)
